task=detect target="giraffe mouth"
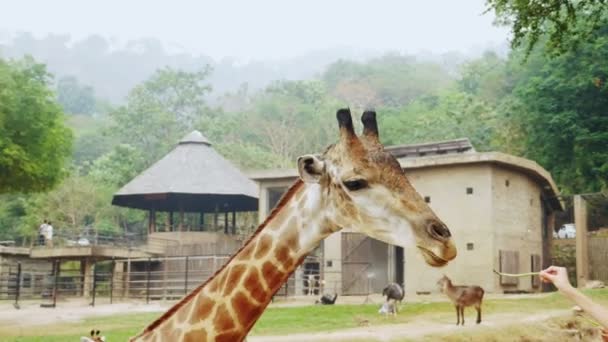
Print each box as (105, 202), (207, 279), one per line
(417, 245), (449, 267)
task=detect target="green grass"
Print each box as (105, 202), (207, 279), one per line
(1, 289), (607, 341)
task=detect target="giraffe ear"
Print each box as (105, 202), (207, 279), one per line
(297, 154), (325, 183)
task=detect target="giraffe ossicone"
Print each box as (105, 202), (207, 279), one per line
(130, 109), (457, 342)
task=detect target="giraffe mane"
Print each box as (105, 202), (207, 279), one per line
(135, 179), (305, 337)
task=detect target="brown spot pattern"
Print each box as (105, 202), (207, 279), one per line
(159, 324), (181, 341)
(183, 329), (207, 342)
(254, 234), (273, 259)
(243, 268), (268, 303)
(261, 261), (284, 292)
(283, 223), (300, 250)
(231, 291), (264, 330)
(223, 264), (246, 296)
(190, 294), (215, 324)
(216, 330), (243, 342)
(239, 243), (255, 260)
(213, 303), (236, 331)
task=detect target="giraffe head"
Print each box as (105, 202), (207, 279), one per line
(297, 108), (457, 267)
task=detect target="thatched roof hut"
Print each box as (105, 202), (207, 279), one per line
(112, 131), (258, 233)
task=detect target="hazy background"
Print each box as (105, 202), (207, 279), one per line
(0, 0), (509, 101)
(0, 0), (507, 59)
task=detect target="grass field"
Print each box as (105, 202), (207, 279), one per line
(1, 289), (607, 341)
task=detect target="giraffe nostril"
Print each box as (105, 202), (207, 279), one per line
(429, 222), (451, 240)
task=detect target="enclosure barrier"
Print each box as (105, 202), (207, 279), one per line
(0, 255), (346, 308)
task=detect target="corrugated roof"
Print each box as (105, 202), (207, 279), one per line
(112, 131), (258, 212)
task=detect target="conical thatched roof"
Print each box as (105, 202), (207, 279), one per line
(112, 131), (258, 212)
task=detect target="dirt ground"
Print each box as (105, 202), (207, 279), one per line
(0, 293), (586, 341)
(247, 310), (571, 342)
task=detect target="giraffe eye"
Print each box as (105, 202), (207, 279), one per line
(343, 179), (369, 191)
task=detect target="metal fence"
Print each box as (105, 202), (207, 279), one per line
(0, 255), (347, 309)
(32, 226), (146, 249)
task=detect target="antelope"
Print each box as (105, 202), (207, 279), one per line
(437, 275), (484, 325)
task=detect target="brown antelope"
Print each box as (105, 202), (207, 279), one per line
(437, 275), (484, 325)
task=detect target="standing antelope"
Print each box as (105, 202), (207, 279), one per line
(437, 275), (484, 325)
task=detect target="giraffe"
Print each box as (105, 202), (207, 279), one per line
(129, 109), (457, 342)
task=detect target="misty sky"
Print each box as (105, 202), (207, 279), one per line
(0, 0), (509, 60)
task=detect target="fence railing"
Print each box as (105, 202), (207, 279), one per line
(0, 255), (345, 309)
(32, 227), (147, 249)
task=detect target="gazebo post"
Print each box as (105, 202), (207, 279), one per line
(179, 209), (185, 232)
(169, 211), (174, 232)
(232, 211), (236, 235)
(224, 212), (229, 234)
(148, 209), (156, 234)
(200, 212), (205, 232)
(214, 205), (219, 232)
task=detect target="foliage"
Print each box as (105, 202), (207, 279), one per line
(323, 54), (454, 108)
(486, 0), (608, 56)
(506, 23), (608, 193)
(0, 56), (73, 194)
(56, 75), (97, 115)
(89, 144), (145, 187)
(109, 66), (212, 165)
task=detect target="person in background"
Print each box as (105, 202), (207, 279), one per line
(38, 220), (48, 246)
(540, 265), (608, 337)
(46, 221), (54, 247)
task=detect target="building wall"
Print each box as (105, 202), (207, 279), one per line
(403, 164), (496, 293)
(0, 251), (54, 299)
(491, 167), (544, 292)
(252, 162), (547, 295)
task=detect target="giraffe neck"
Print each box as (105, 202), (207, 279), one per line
(131, 180), (337, 342)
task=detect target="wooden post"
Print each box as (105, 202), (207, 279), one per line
(179, 209), (185, 232)
(162, 256), (168, 301)
(125, 258), (131, 299)
(53, 260), (60, 308)
(232, 211), (236, 235)
(146, 258), (151, 304)
(149, 209), (156, 234)
(169, 211), (174, 232)
(184, 256), (189, 295)
(14, 262), (21, 309)
(200, 212), (205, 232)
(543, 211), (556, 292)
(214, 206), (219, 232)
(91, 262), (97, 307)
(224, 212), (229, 234)
(574, 195), (589, 287)
(110, 259), (115, 304)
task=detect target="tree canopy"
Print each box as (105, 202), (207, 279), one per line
(0, 57), (72, 194)
(487, 0), (608, 56)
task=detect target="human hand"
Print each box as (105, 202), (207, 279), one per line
(539, 265), (573, 291)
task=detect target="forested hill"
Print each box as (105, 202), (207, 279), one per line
(1, 17), (607, 242)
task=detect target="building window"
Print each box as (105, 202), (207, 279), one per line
(467, 243), (474, 250)
(424, 196), (431, 203)
(267, 187), (288, 212)
(22, 273), (31, 288)
(505, 179), (510, 187)
(326, 260), (333, 267)
(466, 187), (473, 195)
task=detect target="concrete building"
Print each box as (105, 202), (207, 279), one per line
(248, 139), (562, 295)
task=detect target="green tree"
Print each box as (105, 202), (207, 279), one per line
(505, 22), (608, 193)
(486, 0), (608, 56)
(56, 75), (97, 115)
(109, 66), (212, 165)
(89, 144), (145, 187)
(0, 57), (73, 194)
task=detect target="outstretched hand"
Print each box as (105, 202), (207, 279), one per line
(539, 265), (573, 291)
